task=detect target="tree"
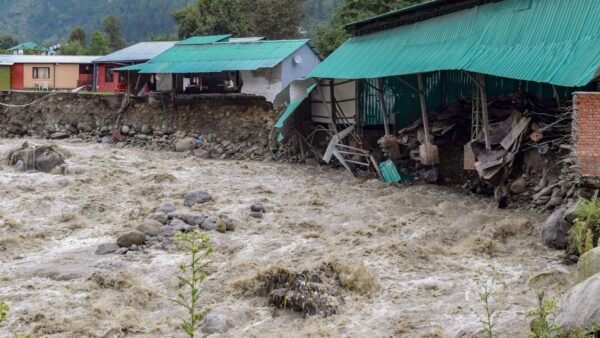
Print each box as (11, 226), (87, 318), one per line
(313, 0), (426, 56)
(0, 34), (19, 50)
(69, 26), (87, 46)
(103, 15), (126, 51)
(172, 0), (250, 38)
(88, 31), (110, 55)
(245, 0), (305, 39)
(172, 0), (304, 40)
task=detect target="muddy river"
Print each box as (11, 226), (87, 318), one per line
(0, 139), (566, 337)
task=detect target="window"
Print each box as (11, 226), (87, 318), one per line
(32, 67), (50, 79)
(105, 67), (114, 82)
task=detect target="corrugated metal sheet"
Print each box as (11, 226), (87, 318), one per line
(310, 0), (600, 87)
(0, 55), (99, 64)
(360, 70), (592, 128)
(94, 42), (176, 63)
(130, 40), (309, 74)
(176, 35), (231, 45)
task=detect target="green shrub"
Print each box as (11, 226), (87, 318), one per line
(570, 199), (600, 256)
(173, 230), (213, 338)
(527, 292), (561, 338)
(0, 299), (8, 323)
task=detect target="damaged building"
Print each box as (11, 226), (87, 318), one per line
(272, 0), (600, 211)
(115, 37), (321, 102)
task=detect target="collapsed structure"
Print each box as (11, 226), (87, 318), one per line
(272, 0), (600, 211)
(115, 37), (320, 102)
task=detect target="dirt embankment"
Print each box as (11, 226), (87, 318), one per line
(0, 92), (276, 160)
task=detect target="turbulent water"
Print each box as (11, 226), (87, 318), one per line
(0, 139), (567, 337)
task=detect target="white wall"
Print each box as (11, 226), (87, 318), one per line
(156, 73), (172, 91)
(240, 64), (282, 102)
(311, 80), (357, 125)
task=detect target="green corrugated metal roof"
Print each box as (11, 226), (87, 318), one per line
(176, 35), (231, 45)
(310, 0), (600, 87)
(7, 41), (49, 51)
(131, 39), (309, 74)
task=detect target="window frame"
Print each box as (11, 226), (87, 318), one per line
(32, 67), (50, 79)
(105, 67), (115, 83)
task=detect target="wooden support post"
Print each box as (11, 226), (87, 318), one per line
(313, 78), (338, 134)
(417, 73), (431, 145)
(417, 73), (439, 165)
(376, 78), (390, 135)
(476, 73), (492, 151)
(329, 79), (337, 125)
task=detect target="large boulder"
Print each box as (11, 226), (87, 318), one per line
(136, 219), (163, 237)
(556, 272), (600, 332)
(145, 212), (168, 225)
(202, 310), (234, 334)
(541, 206), (572, 249)
(7, 142), (67, 173)
(576, 247), (600, 282)
(116, 230), (146, 247)
(156, 201), (176, 214)
(184, 190), (212, 207)
(174, 137), (195, 152)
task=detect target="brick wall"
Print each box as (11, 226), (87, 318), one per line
(574, 92), (600, 177)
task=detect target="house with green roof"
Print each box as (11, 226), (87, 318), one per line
(6, 42), (51, 55)
(116, 37), (320, 102)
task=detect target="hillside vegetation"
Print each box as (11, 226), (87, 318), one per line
(0, 0), (342, 46)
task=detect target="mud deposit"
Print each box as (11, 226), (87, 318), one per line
(0, 139), (565, 337)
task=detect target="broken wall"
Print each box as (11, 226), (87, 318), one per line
(240, 65), (282, 103)
(573, 92), (600, 178)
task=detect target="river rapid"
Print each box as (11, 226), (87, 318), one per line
(0, 139), (567, 337)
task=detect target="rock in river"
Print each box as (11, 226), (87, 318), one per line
(7, 142), (67, 173)
(174, 137), (195, 152)
(116, 230), (146, 247)
(145, 212), (168, 225)
(156, 201), (176, 214)
(556, 272), (600, 332)
(95, 243), (119, 255)
(201, 216), (218, 231)
(136, 219), (163, 237)
(541, 206), (571, 250)
(184, 189), (212, 207)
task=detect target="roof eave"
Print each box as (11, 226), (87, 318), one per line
(345, 0), (503, 36)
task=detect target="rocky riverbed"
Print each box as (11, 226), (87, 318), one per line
(0, 138), (567, 337)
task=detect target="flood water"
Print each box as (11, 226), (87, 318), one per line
(0, 139), (566, 337)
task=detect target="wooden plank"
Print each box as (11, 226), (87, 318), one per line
(376, 78), (390, 135)
(500, 117), (531, 150)
(476, 73), (492, 151)
(417, 73), (431, 145)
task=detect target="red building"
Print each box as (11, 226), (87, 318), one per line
(93, 41), (176, 93)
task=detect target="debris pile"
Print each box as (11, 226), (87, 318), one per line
(382, 92), (579, 211)
(268, 271), (341, 317)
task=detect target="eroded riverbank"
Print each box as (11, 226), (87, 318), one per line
(0, 138), (566, 337)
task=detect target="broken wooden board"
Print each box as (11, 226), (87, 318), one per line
(500, 117), (531, 150)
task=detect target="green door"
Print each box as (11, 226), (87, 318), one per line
(0, 65), (10, 91)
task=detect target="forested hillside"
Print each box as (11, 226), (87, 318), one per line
(0, 0), (190, 45)
(0, 0), (341, 46)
